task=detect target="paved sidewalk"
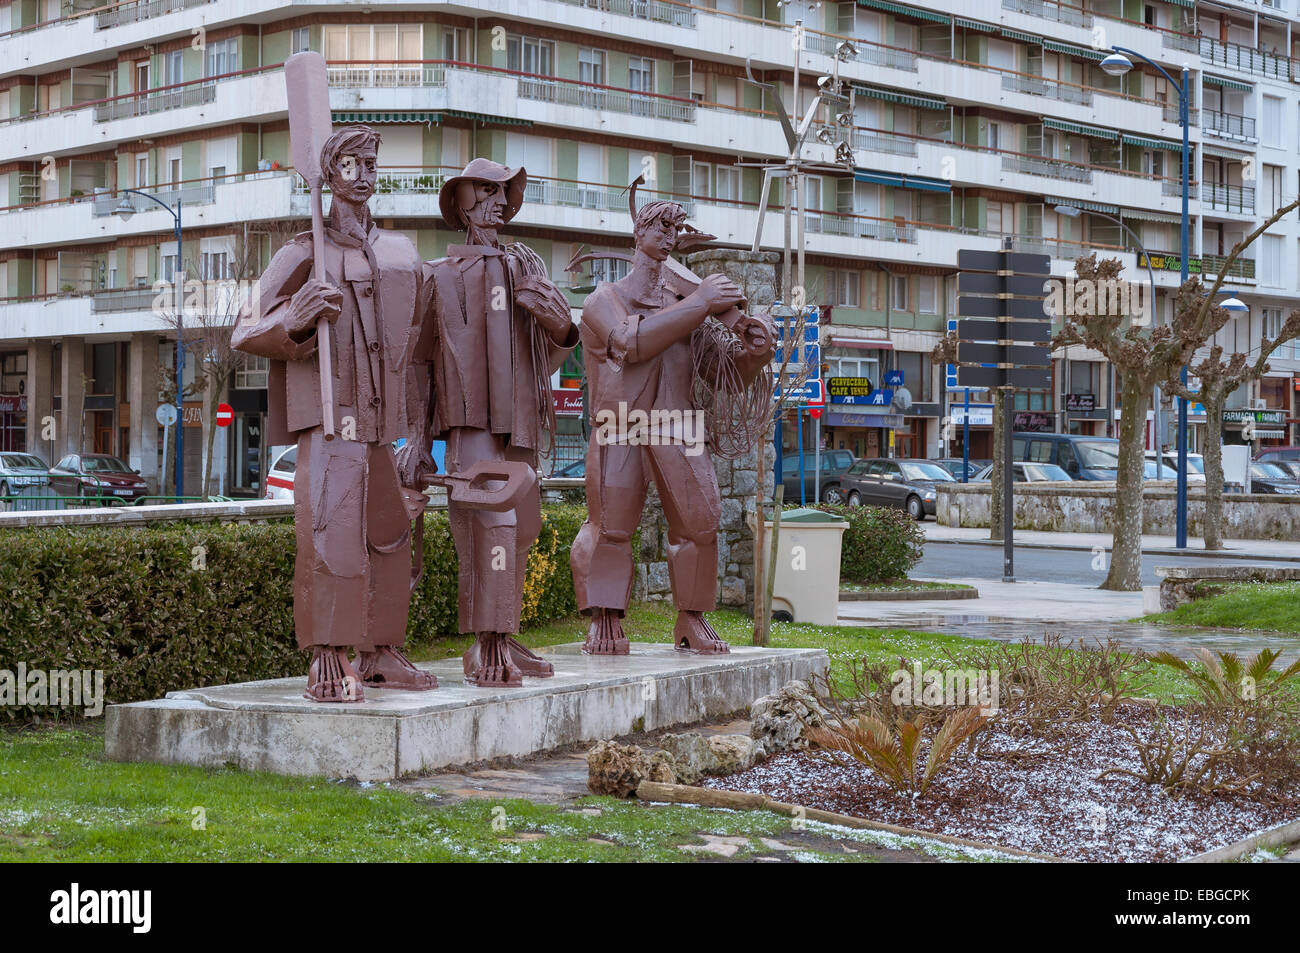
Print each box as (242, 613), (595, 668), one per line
(839, 577), (1143, 624)
(924, 522), (1300, 562)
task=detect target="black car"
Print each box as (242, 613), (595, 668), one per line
(1247, 462), (1300, 495)
(933, 457), (991, 481)
(841, 457), (956, 520)
(779, 449), (856, 505)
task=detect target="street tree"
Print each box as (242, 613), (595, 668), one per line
(1162, 310), (1300, 549)
(1055, 198), (1299, 590)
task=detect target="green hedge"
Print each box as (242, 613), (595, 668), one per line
(806, 504), (925, 583)
(0, 504), (586, 721)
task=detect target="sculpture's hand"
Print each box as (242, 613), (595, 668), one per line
(396, 438), (437, 489)
(514, 275), (572, 339)
(690, 273), (745, 317)
(285, 278), (342, 338)
(739, 312), (777, 359)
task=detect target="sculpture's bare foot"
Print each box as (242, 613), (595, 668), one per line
(582, 610), (629, 656)
(305, 646), (365, 703)
(503, 635), (554, 677)
(673, 611), (730, 655)
(463, 633), (524, 688)
(356, 646), (438, 691)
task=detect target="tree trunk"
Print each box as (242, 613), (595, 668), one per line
(1201, 389), (1227, 551)
(989, 389), (1005, 541)
(1102, 383), (1149, 591)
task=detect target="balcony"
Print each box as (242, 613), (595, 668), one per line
(92, 288), (159, 313)
(517, 76), (695, 122)
(1145, 250), (1256, 281)
(1001, 73), (1092, 108)
(1002, 153), (1092, 184)
(811, 122), (918, 157)
(1162, 102), (1198, 127)
(1199, 37), (1293, 81)
(93, 83), (216, 122)
(1203, 109), (1257, 141)
(91, 183), (216, 216)
(95, 0), (214, 29)
(1002, 0), (1092, 29)
(554, 0), (697, 29)
(326, 64), (445, 89)
(1204, 183), (1256, 214)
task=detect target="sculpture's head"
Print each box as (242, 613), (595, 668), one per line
(632, 200), (687, 263)
(321, 125), (381, 206)
(439, 158), (526, 232)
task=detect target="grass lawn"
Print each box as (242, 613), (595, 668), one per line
(1139, 582), (1300, 634)
(0, 603), (1203, 861)
(840, 579), (975, 593)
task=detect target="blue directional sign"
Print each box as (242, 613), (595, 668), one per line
(775, 378), (824, 404)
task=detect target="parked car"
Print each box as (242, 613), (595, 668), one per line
(1145, 450), (1206, 485)
(49, 453), (149, 502)
(841, 457), (954, 520)
(779, 448), (856, 505)
(972, 462), (1073, 483)
(264, 445), (297, 501)
(0, 452), (52, 509)
(932, 457), (991, 481)
(1247, 461), (1300, 495)
(1142, 458), (1179, 480)
(1011, 432), (1123, 480)
(553, 458), (585, 479)
(1255, 446), (1300, 468)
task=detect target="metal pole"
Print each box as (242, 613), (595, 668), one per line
(797, 406), (805, 506)
(174, 202), (184, 500)
(962, 387), (970, 482)
(1003, 392), (1015, 582)
(814, 414), (821, 502)
(1176, 64), (1190, 548)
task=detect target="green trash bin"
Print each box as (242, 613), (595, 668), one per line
(763, 507), (849, 625)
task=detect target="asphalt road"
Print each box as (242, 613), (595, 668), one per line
(915, 538), (1300, 587)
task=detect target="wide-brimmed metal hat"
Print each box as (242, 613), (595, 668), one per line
(439, 158), (527, 230)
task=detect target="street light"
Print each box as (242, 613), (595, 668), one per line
(116, 187), (186, 499)
(1101, 44), (1193, 547)
(1054, 204), (1161, 446)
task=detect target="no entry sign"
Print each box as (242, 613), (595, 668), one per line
(215, 403), (234, 428)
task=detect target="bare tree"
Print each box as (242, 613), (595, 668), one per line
(1055, 197), (1299, 590)
(1163, 310), (1300, 549)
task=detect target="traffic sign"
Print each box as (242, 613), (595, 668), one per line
(958, 342), (1053, 367)
(959, 365), (1052, 390)
(216, 403), (234, 428)
(776, 379), (824, 403)
(956, 319), (1053, 344)
(155, 404), (177, 426)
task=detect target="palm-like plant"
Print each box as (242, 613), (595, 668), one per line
(1150, 648), (1300, 706)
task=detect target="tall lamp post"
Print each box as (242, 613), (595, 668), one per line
(115, 188), (184, 498)
(1100, 47), (1191, 547)
(1054, 204), (1160, 450)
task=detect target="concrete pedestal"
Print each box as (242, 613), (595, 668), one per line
(105, 643), (827, 780)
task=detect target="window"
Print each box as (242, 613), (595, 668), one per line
(825, 269), (860, 308)
(236, 353), (269, 390)
(692, 161), (711, 197)
(324, 24), (421, 62)
(1263, 95), (1284, 147)
(1264, 164), (1284, 215)
(291, 27), (310, 55)
(507, 35), (555, 75)
(628, 56), (654, 93)
(1069, 361), (1101, 396)
(578, 47), (606, 86)
(442, 27), (470, 62)
(918, 276), (937, 313)
(168, 157), (181, 187)
(205, 38), (237, 78)
(891, 275), (909, 311)
(135, 155), (148, 189)
(893, 351), (932, 401)
(201, 252), (230, 280)
(1142, 150), (1165, 178)
(986, 120), (1001, 151)
(1261, 233), (1283, 286)
(589, 256), (629, 283)
(1263, 307), (1283, 340)
(164, 49), (183, 87)
(827, 355), (879, 387)
(715, 166), (740, 203)
(987, 200), (1012, 234)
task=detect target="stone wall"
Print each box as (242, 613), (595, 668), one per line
(936, 482), (1300, 541)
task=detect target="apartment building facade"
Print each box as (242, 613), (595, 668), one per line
(1, 0), (1298, 495)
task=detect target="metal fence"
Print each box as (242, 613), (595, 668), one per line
(93, 83), (216, 122)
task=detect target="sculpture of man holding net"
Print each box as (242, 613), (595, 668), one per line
(570, 196), (776, 655)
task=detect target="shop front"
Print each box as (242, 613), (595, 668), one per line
(0, 394), (26, 452)
(825, 407), (905, 459)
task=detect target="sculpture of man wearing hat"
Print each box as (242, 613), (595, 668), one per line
(399, 158), (578, 687)
(233, 125), (438, 701)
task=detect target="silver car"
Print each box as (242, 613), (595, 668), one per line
(0, 452), (53, 511)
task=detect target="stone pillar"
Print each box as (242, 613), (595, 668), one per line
(60, 337), (86, 456)
(25, 340), (53, 462)
(128, 332), (159, 488)
(632, 250), (780, 612)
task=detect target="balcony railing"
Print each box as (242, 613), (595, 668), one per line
(1163, 102), (1198, 127)
(1002, 154), (1092, 183)
(1162, 180), (1200, 199)
(1203, 109), (1257, 140)
(95, 0), (213, 29)
(810, 122), (918, 157)
(517, 76), (695, 122)
(1200, 36), (1293, 81)
(1001, 0), (1092, 29)
(92, 288), (159, 313)
(93, 82), (216, 122)
(91, 183), (215, 216)
(555, 0), (697, 29)
(1145, 250), (1256, 280)
(1162, 31), (1200, 54)
(1001, 73), (1092, 107)
(326, 64), (445, 88)
(1204, 183), (1256, 214)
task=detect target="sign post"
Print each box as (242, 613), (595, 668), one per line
(156, 403), (178, 497)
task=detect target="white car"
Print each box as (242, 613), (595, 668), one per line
(264, 445), (296, 501)
(1145, 450), (1207, 485)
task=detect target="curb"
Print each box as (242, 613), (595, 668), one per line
(925, 535), (1300, 564)
(1181, 817), (1300, 864)
(635, 780), (1065, 862)
(839, 586), (979, 602)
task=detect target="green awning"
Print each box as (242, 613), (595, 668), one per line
(1001, 28), (1039, 43)
(954, 17), (996, 32)
(1043, 117), (1117, 139)
(1122, 208), (1183, 224)
(853, 83), (947, 110)
(1046, 195), (1118, 215)
(1122, 133), (1184, 152)
(332, 110), (532, 128)
(1042, 39), (1107, 61)
(855, 0), (949, 25)
(1203, 74), (1253, 93)
(1164, 0), (1194, 6)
